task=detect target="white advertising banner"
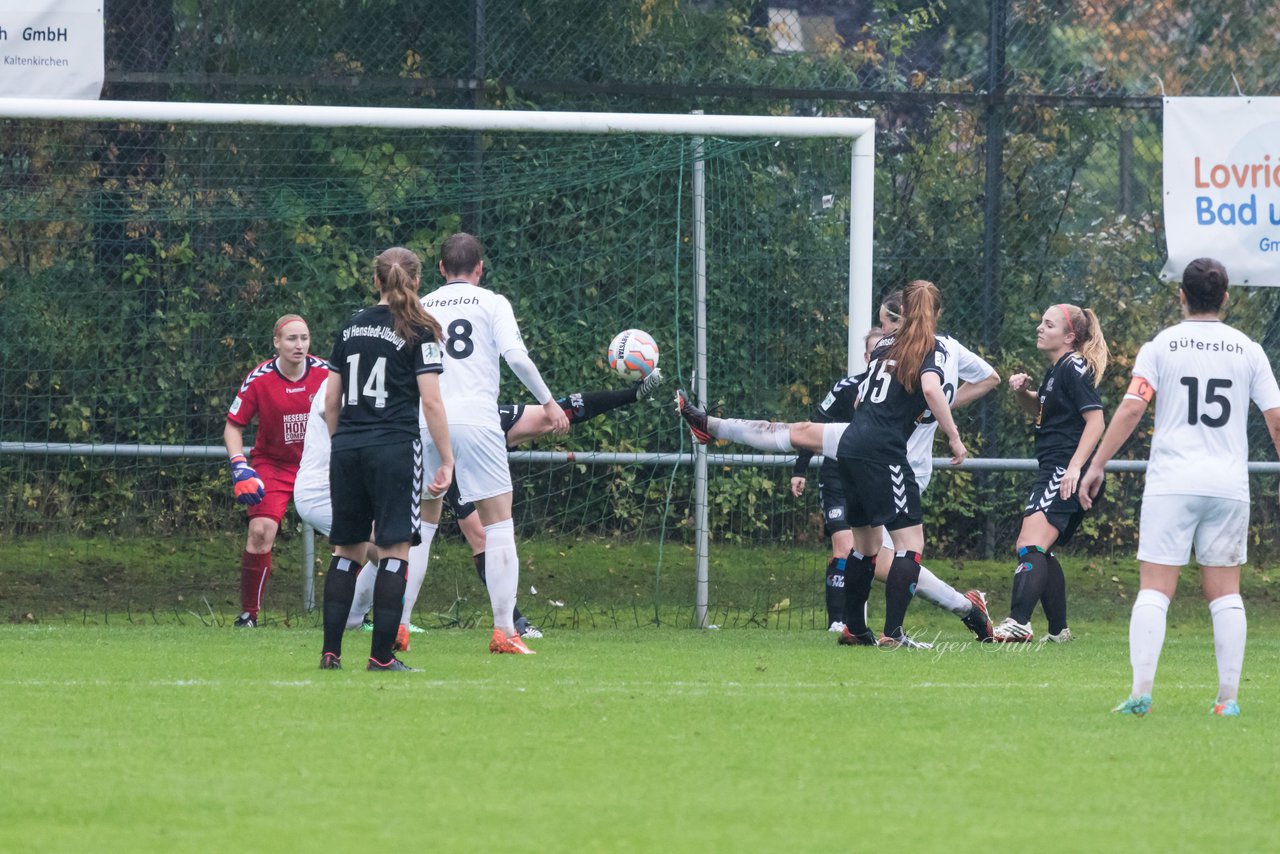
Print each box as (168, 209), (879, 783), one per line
(0, 1), (104, 100)
(1162, 97), (1280, 285)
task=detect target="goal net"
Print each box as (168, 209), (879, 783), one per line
(0, 101), (871, 627)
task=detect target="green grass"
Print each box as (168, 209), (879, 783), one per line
(8, 534), (1280, 628)
(1, 618), (1274, 852)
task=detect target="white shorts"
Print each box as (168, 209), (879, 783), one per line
(294, 475), (332, 537)
(821, 422), (846, 459)
(423, 422), (511, 504)
(1137, 493), (1249, 567)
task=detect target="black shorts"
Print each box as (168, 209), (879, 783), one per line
(1021, 460), (1100, 546)
(838, 456), (923, 531)
(817, 459), (849, 536)
(498, 404), (524, 434)
(442, 478), (477, 521)
(329, 439), (421, 548)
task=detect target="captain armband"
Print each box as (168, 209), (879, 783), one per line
(1124, 376), (1155, 403)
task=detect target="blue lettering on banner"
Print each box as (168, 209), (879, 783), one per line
(1195, 194), (1258, 226)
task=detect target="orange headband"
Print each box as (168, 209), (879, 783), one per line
(1057, 304), (1073, 333)
(274, 314), (305, 335)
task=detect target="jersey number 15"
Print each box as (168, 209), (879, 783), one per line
(1180, 376), (1232, 427)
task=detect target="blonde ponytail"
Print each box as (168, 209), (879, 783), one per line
(1058, 303), (1108, 386)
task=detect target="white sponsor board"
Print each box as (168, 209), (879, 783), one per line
(1162, 97), (1280, 286)
(0, 1), (104, 99)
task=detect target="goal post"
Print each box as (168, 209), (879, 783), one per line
(0, 98), (875, 626)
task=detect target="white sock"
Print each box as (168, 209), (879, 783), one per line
(710, 418), (794, 452)
(483, 519), (519, 635)
(1209, 593), (1246, 703)
(401, 522), (437, 626)
(1129, 588), (1170, 697)
(914, 565), (970, 615)
(344, 561), (379, 630)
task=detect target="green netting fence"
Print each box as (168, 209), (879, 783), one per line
(5, 0), (1280, 622)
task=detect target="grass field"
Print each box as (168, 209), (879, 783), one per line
(2, 611), (1274, 852)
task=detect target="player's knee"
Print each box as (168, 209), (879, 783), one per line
(246, 520), (277, 551)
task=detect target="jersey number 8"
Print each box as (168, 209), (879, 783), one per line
(447, 319), (475, 359)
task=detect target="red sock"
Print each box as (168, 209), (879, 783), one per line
(239, 550), (273, 617)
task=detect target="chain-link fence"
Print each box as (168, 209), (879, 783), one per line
(5, 1), (1280, 617)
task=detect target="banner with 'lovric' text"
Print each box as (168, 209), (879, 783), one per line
(1162, 97), (1280, 286)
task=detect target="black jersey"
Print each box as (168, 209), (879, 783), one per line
(328, 305), (444, 451)
(792, 371), (865, 477)
(837, 335), (946, 463)
(1031, 352), (1102, 465)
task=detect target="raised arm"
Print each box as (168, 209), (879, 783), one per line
(1007, 372), (1041, 417)
(504, 348), (569, 434)
(952, 369), (1001, 409)
(922, 371), (966, 465)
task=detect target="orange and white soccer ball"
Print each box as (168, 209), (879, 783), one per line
(607, 329), (660, 380)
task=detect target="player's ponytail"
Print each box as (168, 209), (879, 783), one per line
(374, 246), (443, 346)
(1060, 303), (1108, 386)
(885, 279), (940, 393)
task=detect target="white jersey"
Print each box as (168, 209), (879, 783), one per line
(905, 335), (996, 483)
(421, 281), (526, 429)
(1134, 320), (1280, 500)
(293, 375), (332, 521)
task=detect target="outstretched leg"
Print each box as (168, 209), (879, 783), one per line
(675, 390), (826, 453)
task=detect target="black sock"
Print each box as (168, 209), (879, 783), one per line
(474, 551), (524, 623)
(1009, 546), (1050, 625)
(883, 550), (923, 638)
(1041, 552), (1069, 634)
(841, 551), (876, 634)
(558, 388), (638, 424)
(370, 558), (407, 663)
(824, 557), (847, 626)
(321, 556), (358, 657)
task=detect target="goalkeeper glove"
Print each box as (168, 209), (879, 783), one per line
(229, 454), (265, 505)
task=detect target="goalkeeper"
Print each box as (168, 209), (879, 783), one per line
(223, 314), (330, 628)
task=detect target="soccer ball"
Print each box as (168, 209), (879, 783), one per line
(607, 329), (660, 380)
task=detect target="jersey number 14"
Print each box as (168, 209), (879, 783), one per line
(346, 354), (388, 409)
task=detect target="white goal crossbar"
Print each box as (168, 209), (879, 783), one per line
(0, 98), (877, 368)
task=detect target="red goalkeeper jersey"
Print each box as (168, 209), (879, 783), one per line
(226, 356), (330, 468)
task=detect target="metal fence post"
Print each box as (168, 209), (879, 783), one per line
(980, 0), (1009, 560)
